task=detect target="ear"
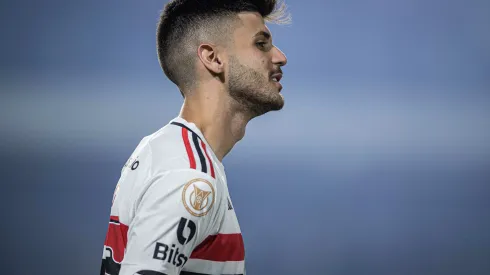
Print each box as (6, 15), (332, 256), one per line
(197, 44), (224, 75)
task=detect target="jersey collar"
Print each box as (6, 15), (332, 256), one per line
(170, 116), (224, 171)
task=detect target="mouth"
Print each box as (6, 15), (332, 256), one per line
(270, 72), (283, 83)
(270, 72), (283, 92)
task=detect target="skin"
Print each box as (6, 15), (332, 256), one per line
(179, 12), (288, 162)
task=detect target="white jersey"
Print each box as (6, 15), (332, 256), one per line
(100, 117), (245, 275)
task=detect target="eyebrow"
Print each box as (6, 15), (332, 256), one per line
(253, 31), (271, 40)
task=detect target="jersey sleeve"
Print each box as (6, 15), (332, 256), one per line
(119, 169), (222, 275)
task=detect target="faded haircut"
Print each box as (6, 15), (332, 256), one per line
(156, 0), (290, 95)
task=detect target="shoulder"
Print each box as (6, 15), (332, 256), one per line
(141, 122), (216, 174)
(123, 123), (197, 176)
(116, 121), (224, 214)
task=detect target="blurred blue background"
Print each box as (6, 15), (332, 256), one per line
(1, 0), (489, 274)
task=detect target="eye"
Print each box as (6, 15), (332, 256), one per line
(256, 41), (268, 48)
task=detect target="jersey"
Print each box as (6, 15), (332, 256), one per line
(100, 117), (245, 275)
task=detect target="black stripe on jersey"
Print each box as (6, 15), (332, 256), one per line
(171, 122), (201, 140)
(172, 121), (209, 174)
(136, 271), (168, 275)
(192, 132), (207, 173)
(109, 219), (120, 224)
(181, 272), (242, 275)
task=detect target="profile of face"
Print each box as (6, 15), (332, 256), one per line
(226, 12), (288, 117)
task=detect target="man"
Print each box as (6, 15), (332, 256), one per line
(100, 0), (289, 274)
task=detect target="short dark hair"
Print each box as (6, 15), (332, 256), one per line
(156, 0), (290, 94)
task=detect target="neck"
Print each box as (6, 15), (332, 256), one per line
(179, 84), (252, 162)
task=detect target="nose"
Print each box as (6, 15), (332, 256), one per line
(272, 46), (287, 67)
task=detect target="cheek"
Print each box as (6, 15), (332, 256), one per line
(245, 49), (269, 67)
(252, 54), (270, 73)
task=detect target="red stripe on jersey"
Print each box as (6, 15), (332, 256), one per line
(182, 127), (196, 169)
(104, 216), (129, 263)
(190, 233), (245, 262)
(200, 140), (215, 179)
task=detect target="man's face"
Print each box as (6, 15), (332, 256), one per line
(226, 12), (288, 117)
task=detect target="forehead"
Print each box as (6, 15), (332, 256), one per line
(233, 12), (271, 39)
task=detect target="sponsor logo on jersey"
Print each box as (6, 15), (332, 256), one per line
(151, 217), (196, 269)
(131, 160), (139, 170)
(182, 178), (215, 217)
(124, 156), (139, 171)
(177, 217), (196, 245)
(153, 242), (188, 267)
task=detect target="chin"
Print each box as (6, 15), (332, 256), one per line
(270, 92), (285, 110)
(269, 96), (284, 111)
(251, 95), (284, 117)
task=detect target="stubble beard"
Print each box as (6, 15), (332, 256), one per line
(227, 56), (284, 118)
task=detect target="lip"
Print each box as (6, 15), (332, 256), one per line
(274, 81), (283, 91)
(270, 73), (283, 82)
(270, 73), (283, 92)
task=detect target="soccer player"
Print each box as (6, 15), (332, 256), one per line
(100, 0), (289, 274)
